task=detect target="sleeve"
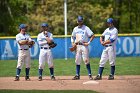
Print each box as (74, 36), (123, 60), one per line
(110, 29), (118, 42)
(16, 35), (21, 42)
(49, 33), (53, 40)
(86, 26), (94, 37)
(71, 28), (76, 43)
(37, 34), (41, 42)
(102, 29), (107, 36)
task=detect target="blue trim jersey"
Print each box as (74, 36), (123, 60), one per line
(102, 27), (118, 46)
(16, 33), (31, 49)
(71, 25), (94, 43)
(37, 32), (53, 48)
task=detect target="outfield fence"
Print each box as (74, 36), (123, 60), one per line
(0, 34), (140, 60)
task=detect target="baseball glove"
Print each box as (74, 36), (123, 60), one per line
(69, 44), (77, 52)
(28, 40), (35, 48)
(48, 41), (57, 48)
(101, 36), (105, 41)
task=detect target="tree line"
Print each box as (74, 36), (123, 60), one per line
(0, 0), (140, 36)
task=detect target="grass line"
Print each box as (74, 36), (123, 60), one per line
(0, 57), (140, 77)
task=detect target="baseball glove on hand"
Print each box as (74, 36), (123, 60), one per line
(101, 36), (105, 41)
(69, 44), (77, 52)
(28, 41), (35, 48)
(48, 41), (57, 48)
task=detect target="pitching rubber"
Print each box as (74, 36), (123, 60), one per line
(83, 81), (99, 85)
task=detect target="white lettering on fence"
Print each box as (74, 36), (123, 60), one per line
(30, 42), (39, 57)
(123, 37), (134, 54)
(135, 37), (140, 54)
(1, 40), (14, 59)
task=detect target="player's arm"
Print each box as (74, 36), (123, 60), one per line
(71, 36), (76, 46)
(89, 34), (95, 43)
(102, 39), (111, 45)
(71, 29), (76, 47)
(83, 34), (95, 46)
(102, 30), (118, 45)
(16, 35), (28, 45)
(100, 30), (108, 45)
(84, 27), (95, 46)
(37, 35), (47, 46)
(18, 40), (28, 45)
(100, 36), (105, 45)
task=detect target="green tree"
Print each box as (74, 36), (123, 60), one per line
(0, 0), (139, 36)
(26, 0), (113, 35)
(0, 0), (35, 36)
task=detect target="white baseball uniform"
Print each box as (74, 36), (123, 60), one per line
(16, 33), (32, 69)
(71, 25), (94, 65)
(37, 31), (54, 69)
(99, 27), (118, 67)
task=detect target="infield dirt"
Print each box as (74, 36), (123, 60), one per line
(0, 76), (140, 93)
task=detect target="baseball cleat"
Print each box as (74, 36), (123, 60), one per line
(72, 75), (80, 80)
(94, 75), (102, 80)
(38, 76), (42, 81)
(51, 76), (55, 80)
(25, 76), (30, 81)
(108, 75), (114, 80)
(89, 75), (93, 80)
(14, 76), (19, 81)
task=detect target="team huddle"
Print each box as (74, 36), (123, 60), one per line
(14, 16), (118, 81)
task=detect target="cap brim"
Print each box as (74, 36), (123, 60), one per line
(78, 20), (83, 22)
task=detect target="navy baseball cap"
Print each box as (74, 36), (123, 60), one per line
(41, 23), (48, 27)
(19, 24), (27, 29)
(77, 16), (83, 22)
(107, 18), (113, 23)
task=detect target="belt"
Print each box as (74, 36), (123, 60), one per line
(20, 49), (28, 50)
(105, 45), (112, 47)
(41, 47), (50, 49)
(75, 42), (83, 45)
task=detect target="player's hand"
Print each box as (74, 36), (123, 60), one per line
(70, 43), (77, 52)
(72, 43), (76, 47)
(100, 41), (104, 46)
(46, 37), (52, 44)
(102, 42), (106, 46)
(83, 42), (89, 46)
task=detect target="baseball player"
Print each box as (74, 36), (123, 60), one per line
(94, 18), (118, 80)
(15, 24), (35, 81)
(71, 16), (95, 80)
(37, 23), (55, 81)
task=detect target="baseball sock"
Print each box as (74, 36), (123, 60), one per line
(49, 68), (54, 76)
(16, 68), (21, 76)
(86, 64), (92, 75)
(25, 68), (30, 76)
(111, 66), (115, 75)
(76, 65), (80, 76)
(39, 69), (43, 76)
(98, 67), (104, 76)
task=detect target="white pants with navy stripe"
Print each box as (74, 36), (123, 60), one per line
(39, 49), (54, 69)
(17, 50), (30, 69)
(99, 46), (116, 67)
(75, 45), (89, 65)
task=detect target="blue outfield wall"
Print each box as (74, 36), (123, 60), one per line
(0, 36), (140, 60)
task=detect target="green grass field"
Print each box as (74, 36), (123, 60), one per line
(0, 90), (98, 93)
(0, 57), (140, 93)
(0, 57), (140, 77)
